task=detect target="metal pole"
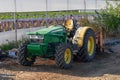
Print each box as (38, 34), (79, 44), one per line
(14, 0), (17, 46)
(67, 0), (69, 18)
(96, 0), (97, 10)
(84, 0), (87, 17)
(67, 0), (69, 11)
(84, 0), (86, 12)
(45, 0), (48, 27)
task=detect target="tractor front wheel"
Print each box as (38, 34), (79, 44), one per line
(55, 43), (73, 69)
(18, 41), (36, 66)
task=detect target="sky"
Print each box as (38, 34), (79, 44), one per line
(0, 0), (117, 12)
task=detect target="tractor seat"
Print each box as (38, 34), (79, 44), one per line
(64, 19), (74, 32)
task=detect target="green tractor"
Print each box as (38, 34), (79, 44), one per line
(18, 19), (96, 69)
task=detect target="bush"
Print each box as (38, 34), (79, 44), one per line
(79, 17), (89, 26)
(98, 1), (120, 33)
(79, 18), (102, 34)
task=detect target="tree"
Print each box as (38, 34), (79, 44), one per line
(99, 0), (120, 33)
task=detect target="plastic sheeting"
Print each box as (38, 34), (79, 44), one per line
(0, 0), (109, 12)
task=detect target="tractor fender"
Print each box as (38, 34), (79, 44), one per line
(72, 27), (92, 47)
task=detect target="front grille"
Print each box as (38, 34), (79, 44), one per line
(31, 39), (44, 43)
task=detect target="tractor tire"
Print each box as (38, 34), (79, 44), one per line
(77, 28), (96, 62)
(55, 43), (73, 69)
(18, 41), (36, 66)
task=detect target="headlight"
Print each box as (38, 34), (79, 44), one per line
(30, 35), (44, 39)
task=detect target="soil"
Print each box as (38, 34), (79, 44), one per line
(0, 44), (120, 80)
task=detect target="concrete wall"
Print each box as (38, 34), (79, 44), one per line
(0, 27), (45, 44)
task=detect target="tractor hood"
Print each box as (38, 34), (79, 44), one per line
(27, 25), (65, 35)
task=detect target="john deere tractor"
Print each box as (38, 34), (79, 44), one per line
(18, 19), (96, 69)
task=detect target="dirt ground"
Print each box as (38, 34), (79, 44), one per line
(0, 44), (120, 80)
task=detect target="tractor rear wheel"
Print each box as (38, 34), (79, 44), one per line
(18, 41), (36, 66)
(77, 28), (96, 62)
(55, 43), (73, 69)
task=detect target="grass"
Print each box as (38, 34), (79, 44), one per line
(0, 41), (16, 51)
(0, 37), (27, 52)
(0, 11), (95, 20)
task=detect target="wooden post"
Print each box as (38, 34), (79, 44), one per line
(100, 31), (103, 52)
